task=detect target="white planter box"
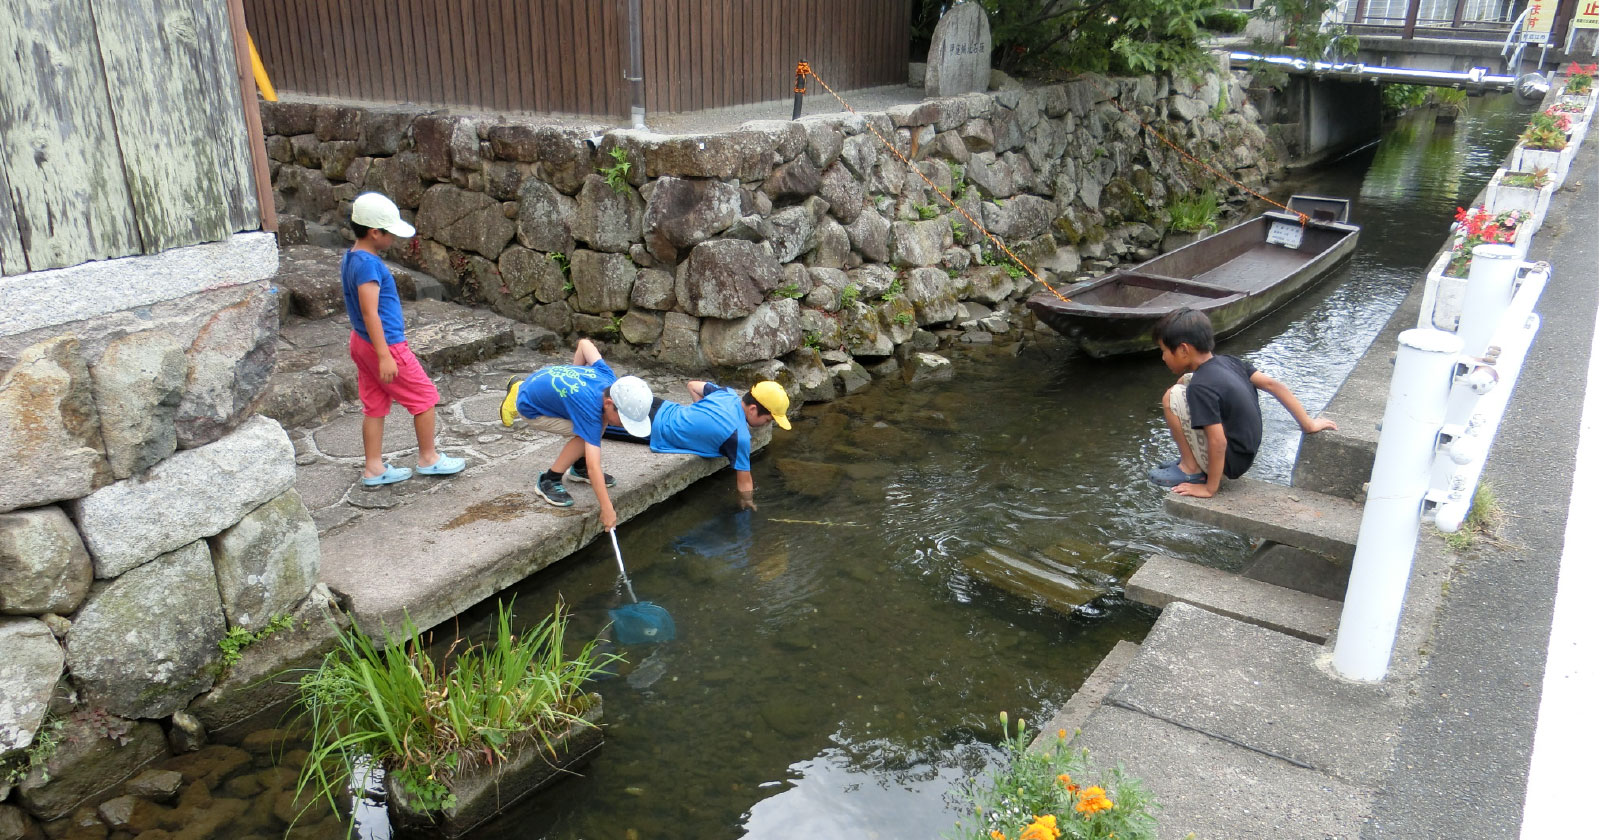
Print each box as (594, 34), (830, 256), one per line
(1484, 168), (1553, 219)
(1419, 251), (1467, 332)
(1511, 144), (1572, 184)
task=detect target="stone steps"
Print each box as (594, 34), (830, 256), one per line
(1126, 554), (1342, 643)
(1164, 477), (1361, 561)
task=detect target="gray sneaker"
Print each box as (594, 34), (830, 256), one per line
(534, 474), (574, 507)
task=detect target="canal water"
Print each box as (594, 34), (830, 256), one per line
(98, 95), (1529, 840)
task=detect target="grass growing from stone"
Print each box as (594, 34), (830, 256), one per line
(1443, 483), (1506, 551)
(950, 713), (1158, 840)
(292, 600), (616, 827)
(1165, 190), (1220, 233)
(217, 613), (296, 668)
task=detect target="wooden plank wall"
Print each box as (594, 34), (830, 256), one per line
(0, 0), (260, 275)
(243, 0), (909, 118)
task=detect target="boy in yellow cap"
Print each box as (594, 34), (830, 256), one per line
(607, 380), (791, 510)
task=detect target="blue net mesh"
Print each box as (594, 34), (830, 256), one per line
(609, 602), (676, 645)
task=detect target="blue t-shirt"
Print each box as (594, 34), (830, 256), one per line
(516, 359), (617, 446)
(341, 250), (406, 344)
(649, 384), (750, 471)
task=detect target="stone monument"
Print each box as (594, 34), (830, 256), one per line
(925, 1), (992, 97)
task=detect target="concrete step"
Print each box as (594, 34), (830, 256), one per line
(1034, 640), (1140, 750)
(271, 244), (443, 322)
(1164, 477), (1361, 561)
(1126, 555), (1341, 643)
(959, 545), (1108, 613)
(261, 298), (549, 431)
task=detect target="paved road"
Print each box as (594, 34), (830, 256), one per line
(1364, 136), (1597, 837)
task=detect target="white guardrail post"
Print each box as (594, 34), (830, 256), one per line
(1334, 243), (1551, 681)
(1333, 328), (1463, 682)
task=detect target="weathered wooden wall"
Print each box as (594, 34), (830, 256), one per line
(243, 0), (911, 118)
(0, 0), (260, 276)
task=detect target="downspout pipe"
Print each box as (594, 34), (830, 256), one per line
(627, 0), (646, 130)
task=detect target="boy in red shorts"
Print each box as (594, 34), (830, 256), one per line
(342, 192), (465, 486)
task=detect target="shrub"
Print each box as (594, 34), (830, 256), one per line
(1202, 9), (1248, 33)
(1433, 87), (1469, 107)
(293, 601), (617, 827)
(1382, 83), (1429, 114)
(951, 713), (1158, 840)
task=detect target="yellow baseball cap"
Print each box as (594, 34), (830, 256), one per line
(750, 381), (791, 430)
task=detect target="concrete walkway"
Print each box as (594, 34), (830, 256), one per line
(267, 248), (768, 636)
(1044, 125), (1597, 837)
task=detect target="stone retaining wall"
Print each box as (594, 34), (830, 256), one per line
(263, 69), (1282, 394)
(0, 241), (338, 827)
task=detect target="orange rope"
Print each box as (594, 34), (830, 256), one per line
(1086, 78), (1308, 225)
(801, 67), (1074, 304)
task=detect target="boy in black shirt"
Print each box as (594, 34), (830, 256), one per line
(1148, 308), (1337, 498)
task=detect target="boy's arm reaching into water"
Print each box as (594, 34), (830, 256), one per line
(1250, 371), (1339, 435)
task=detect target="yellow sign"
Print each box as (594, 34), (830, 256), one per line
(1525, 0), (1558, 43)
(1577, 0), (1598, 29)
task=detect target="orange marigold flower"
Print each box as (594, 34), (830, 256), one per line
(1058, 728), (1067, 739)
(1018, 814), (1061, 840)
(1074, 786), (1115, 815)
(990, 831), (1007, 840)
(1057, 773), (1072, 786)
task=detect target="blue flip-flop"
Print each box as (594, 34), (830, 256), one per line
(362, 464), (413, 486)
(417, 453), (466, 476)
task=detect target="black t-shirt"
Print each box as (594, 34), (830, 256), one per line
(1186, 355), (1262, 479)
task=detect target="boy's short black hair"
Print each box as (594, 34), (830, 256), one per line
(1152, 307), (1215, 352)
(742, 390), (772, 417)
(351, 222), (374, 239)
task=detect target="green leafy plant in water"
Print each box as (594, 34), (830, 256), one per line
(950, 712), (1158, 840)
(218, 613), (296, 668)
(839, 284), (860, 308)
(1433, 87), (1469, 107)
(291, 600), (618, 833)
(1165, 190), (1221, 234)
(600, 147), (633, 194)
(1382, 83), (1430, 114)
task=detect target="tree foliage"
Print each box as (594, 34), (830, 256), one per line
(912, 0), (1226, 78)
(1247, 0), (1359, 61)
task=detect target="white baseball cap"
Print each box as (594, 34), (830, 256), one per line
(609, 376), (653, 437)
(351, 192), (416, 237)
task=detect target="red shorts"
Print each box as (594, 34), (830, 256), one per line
(349, 332), (440, 417)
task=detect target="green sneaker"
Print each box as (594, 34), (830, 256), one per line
(500, 376), (522, 427)
(566, 462), (616, 488)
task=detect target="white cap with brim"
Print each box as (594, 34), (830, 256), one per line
(610, 376), (653, 438)
(351, 192), (416, 238)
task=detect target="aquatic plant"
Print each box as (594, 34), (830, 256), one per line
(950, 713), (1157, 840)
(292, 600), (617, 830)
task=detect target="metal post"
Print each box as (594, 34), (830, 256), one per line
(1333, 328), (1464, 682)
(1403, 0), (1422, 38)
(1456, 244), (1521, 357)
(626, 0), (646, 130)
(792, 60), (810, 120)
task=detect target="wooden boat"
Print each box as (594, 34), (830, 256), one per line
(1027, 196), (1360, 358)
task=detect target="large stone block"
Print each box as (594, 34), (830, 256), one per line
(515, 178), (576, 253)
(65, 541), (226, 719)
(700, 300), (803, 367)
(677, 240), (783, 319)
(500, 246), (570, 306)
(208, 490), (319, 632)
(569, 250), (637, 314)
(412, 115), (456, 181)
(15, 716), (167, 821)
(90, 330), (186, 479)
(890, 218), (953, 267)
(844, 209), (891, 263)
(905, 267), (961, 326)
(174, 287), (277, 450)
(655, 311), (706, 369)
(0, 618), (63, 759)
(628, 129), (783, 180)
(71, 416), (296, 578)
(363, 152), (426, 210)
(416, 184), (516, 259)
(818, 162), (866, 225)
(0, 337), (110, 513)
(631, 267), (677, 311)
(0, 508), (91, 616)
(486, 125), (594, 193)
(980, 194), (1056, 240)
(761, 156), (822, 201)
(187, 585), (349, 735)
(759, 206), (818, 264)
(641, 176), (742, 263)
(572, 175), (644, 254)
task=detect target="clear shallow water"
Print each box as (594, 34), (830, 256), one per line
(315, 95), (1527, 840)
